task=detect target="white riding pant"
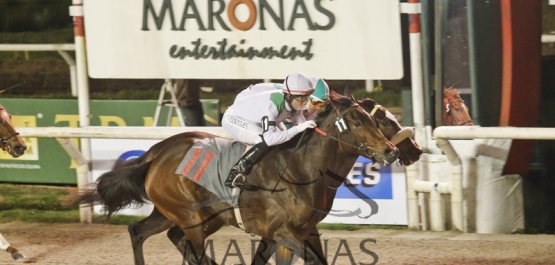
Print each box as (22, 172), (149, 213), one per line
(222, 110), (263, 147)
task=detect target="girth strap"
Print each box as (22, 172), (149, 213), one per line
(231, 188), (254, 236)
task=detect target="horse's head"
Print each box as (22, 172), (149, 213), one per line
(443, 87), (473, 126)
(0, 104), (26, 158)
(357, 98), (423, 166)
(318, 90), (398, 166)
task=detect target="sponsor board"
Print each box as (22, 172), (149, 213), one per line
(0, 98), (219, 184)
(91, 139), (407, 225)
(83, 0), (403, 79)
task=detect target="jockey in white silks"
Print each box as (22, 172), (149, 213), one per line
(222, 72), (316, 191)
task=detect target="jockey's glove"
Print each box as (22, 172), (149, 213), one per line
(296, 120), (317, 132)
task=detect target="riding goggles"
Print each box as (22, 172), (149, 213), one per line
(309, 99), (325, 107)
(292, 95), (310, 103)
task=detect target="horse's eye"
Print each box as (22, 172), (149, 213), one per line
(381, 120), (388, 126)
(354, 121), (361, 127)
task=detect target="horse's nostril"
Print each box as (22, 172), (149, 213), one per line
(15, 145), (26, 153)
(384, 147), (392, 155)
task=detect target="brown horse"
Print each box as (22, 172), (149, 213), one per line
(0, 104), (26, 158)
(118, 97), (423, 265)
(357, 98), (423, 166)
(77, 90), (407, 264)
(0, 103), (27, 261)
(443, 87), (473, 126)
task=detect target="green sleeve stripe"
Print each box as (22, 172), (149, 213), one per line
(270, 93), (285, 115)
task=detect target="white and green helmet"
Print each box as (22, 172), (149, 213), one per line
(310, 77), (330, 102)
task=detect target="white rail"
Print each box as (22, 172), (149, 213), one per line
(0, 44), (77, 96)
(17, 126), (230, 140)
(434, 126), (555, 139)
(412, 126), (555, 232)
(542, 34), (555, 43)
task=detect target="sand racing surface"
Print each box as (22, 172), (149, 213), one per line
(1, 223), (554, 264)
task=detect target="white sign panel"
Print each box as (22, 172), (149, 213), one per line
(83, 0), (404, 79)
(91, 139), (408, 225)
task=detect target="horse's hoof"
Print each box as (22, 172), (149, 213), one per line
(12, 252), (25, 260)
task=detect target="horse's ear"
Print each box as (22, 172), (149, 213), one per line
(453, 88), (460, 98)
(350, 93), (357, 103)
(328, 90), (340, 109)
(343, 87), (352, 98)
(330, 89), (340, 99)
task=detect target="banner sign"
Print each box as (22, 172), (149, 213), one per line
(91, 141), (408, 225)
(0, 98), (219, 184)
(83, 0), (404, 79)
(322, 156), (408, 225)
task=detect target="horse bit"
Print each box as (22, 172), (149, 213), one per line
(445, 99), (473, 126)
(0, 107), (20, 151)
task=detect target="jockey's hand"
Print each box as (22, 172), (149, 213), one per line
(296, 120), (317, 132)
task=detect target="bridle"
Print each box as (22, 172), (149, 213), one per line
(444, 99), (473, 126)
(271, 101), (380, 192)
(0, 107), (20, 152)
(314, 103), (379, 158)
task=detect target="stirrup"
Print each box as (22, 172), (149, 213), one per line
(227, 174), (257, 191)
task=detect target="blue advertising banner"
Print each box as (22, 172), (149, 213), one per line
(335, 156), (393, 200)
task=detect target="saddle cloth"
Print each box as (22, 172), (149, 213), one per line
(175, 137), (246, 206)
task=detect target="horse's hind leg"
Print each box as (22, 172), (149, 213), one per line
(128, 207), (174, 265)
(167, 226), (185, 253)
(179, 226), (218, 265)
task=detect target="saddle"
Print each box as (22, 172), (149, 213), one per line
(175, 137), (246, 206)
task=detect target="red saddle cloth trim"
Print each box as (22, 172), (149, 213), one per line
(193, 151), (215, 182)
(181, 148), (203, 176)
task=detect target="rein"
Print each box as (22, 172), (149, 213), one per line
(0, 107), (20, 152)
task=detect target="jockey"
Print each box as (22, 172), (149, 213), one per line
(222, 72), (317, 191)
(304, 77), (330, 121)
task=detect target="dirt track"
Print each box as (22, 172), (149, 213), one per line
(1, 222), (554, 265)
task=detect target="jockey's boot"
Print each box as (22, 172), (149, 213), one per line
(225, 142), (269, 191)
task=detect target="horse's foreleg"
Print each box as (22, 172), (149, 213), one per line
(274, 228), (327, 265)
(251, 237), (276, 265)
(275, 245), (294, 265)
(6, 246), (25, 261)
(0, 233), (24, 261)
(128, 208), (174, 265)
(303, 228), (327, 265)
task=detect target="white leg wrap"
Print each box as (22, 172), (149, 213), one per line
(0, 233), (11, 250)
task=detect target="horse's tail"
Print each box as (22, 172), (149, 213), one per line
(75, 151), (153, 218)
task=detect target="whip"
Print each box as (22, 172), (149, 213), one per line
(0, 81), (26, 94)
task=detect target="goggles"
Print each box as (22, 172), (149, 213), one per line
(292, 95), (310, 103)
(309, 99), (325, 107)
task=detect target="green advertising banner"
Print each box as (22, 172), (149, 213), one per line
(0, 98), (219, 184)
